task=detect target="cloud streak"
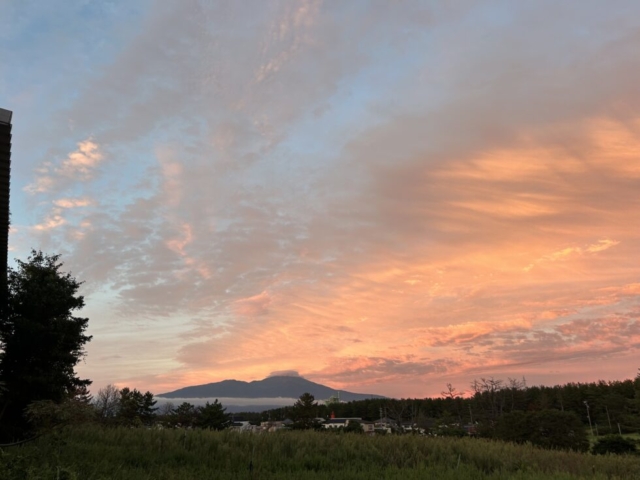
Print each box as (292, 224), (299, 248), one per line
(5, 1), (640, 398)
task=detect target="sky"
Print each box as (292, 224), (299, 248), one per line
(1, 0), (640, 399)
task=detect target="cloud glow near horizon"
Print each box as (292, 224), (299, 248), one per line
(2, 1), (640, 398)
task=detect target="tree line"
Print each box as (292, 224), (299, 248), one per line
(248, 374), (640, 452)
(92, 384), (231, 429)
(258, 375), (640, 434)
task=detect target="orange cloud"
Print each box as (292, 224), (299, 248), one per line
(38, 2), (640, 398)
(33, 213), (66, 231)
(57, 139), (104, 180)
(234, 291), (272, 317)
(525, 239), (619, 272)
(53, 197), (94, 208)
(25, 139), (104, 194)
(165, 223), (193, 257)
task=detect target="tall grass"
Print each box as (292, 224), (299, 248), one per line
(1, 426), (639, 479)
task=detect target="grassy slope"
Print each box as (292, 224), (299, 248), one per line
(1, 427), (639, 479)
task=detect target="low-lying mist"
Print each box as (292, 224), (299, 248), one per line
(154, 396), (299, 413)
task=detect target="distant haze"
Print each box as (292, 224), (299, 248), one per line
(154, 397), (299, 413)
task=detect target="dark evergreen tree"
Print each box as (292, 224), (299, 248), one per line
(198, 400), (230, 430)
(490, 409), (588, 451)
(494, 411), (530, 444)
(0, 251), (91, 440)
(533, 410), (588, 452)
(592, 435), (637, 455)
(291, 392), (319, 429)
(172, 402), (198, 428)
(118, 388), (157, 426)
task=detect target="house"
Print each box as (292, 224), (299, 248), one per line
(229, 420), (253, 431)
(323, 418), (363, 429)
(401, 421), (418, 432)
(361, 421), (375, 434)
(374, 417), (395, 430)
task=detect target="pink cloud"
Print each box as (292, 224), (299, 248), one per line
(25, 139), (104, 194)
(57, 139), (103, 180)
(53, 197), (94, 208)
(19, 2), (640, 399)
(234, 291), (272, 317)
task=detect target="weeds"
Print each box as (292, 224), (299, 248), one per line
(0, 426), (639, 479)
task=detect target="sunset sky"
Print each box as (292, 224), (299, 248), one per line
(2, 1), (639, 399)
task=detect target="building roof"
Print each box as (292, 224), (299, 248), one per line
(0, 108), (12, 125)
(326, 417), (362, 424)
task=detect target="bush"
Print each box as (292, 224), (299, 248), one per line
(592, 435), (637, 455)
(493, 410), (589, 452)
(528, 410), (589, 452)
(343, 420), (363, 434)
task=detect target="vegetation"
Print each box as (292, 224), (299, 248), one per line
(93, 385), (231, 429)
(592, 435), (637, 455)
(198, 400), (231, 430)
(0, 251), (91, 441)
(257, 372), (640, 441)
(291, 392), (320, 429)
(342, 419), (364, 434)
(493, 410), (589, 452)
(1, 251), (639, 477)
(1, 426), (639, 479)
(118, 387), (158, 427)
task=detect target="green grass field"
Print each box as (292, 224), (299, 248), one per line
(1, 426), (639, 479)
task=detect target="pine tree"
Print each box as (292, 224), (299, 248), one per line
(198, 400), (230, 430)
(291, 392), (319, 429)
(0, 251), (91, 440)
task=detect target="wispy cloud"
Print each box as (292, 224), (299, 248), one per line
(525, 239), (620, 272)
(25, 139), (104, 194)
(53, 197), (94, 209)
(6, 1), (640, 397)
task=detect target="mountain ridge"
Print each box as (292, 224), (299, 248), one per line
(157, 375), (385, 402)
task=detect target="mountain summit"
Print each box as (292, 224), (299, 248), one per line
(157, 375), (384, 402)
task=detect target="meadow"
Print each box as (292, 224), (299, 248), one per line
(1, 426), (639, 480)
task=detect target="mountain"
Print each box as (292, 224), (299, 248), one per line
(157, 375), (385, 402)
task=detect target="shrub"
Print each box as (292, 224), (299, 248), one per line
(592, 435), (637, 455)
(343, 420), (364, 434)
(493, 409), (589, 452)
